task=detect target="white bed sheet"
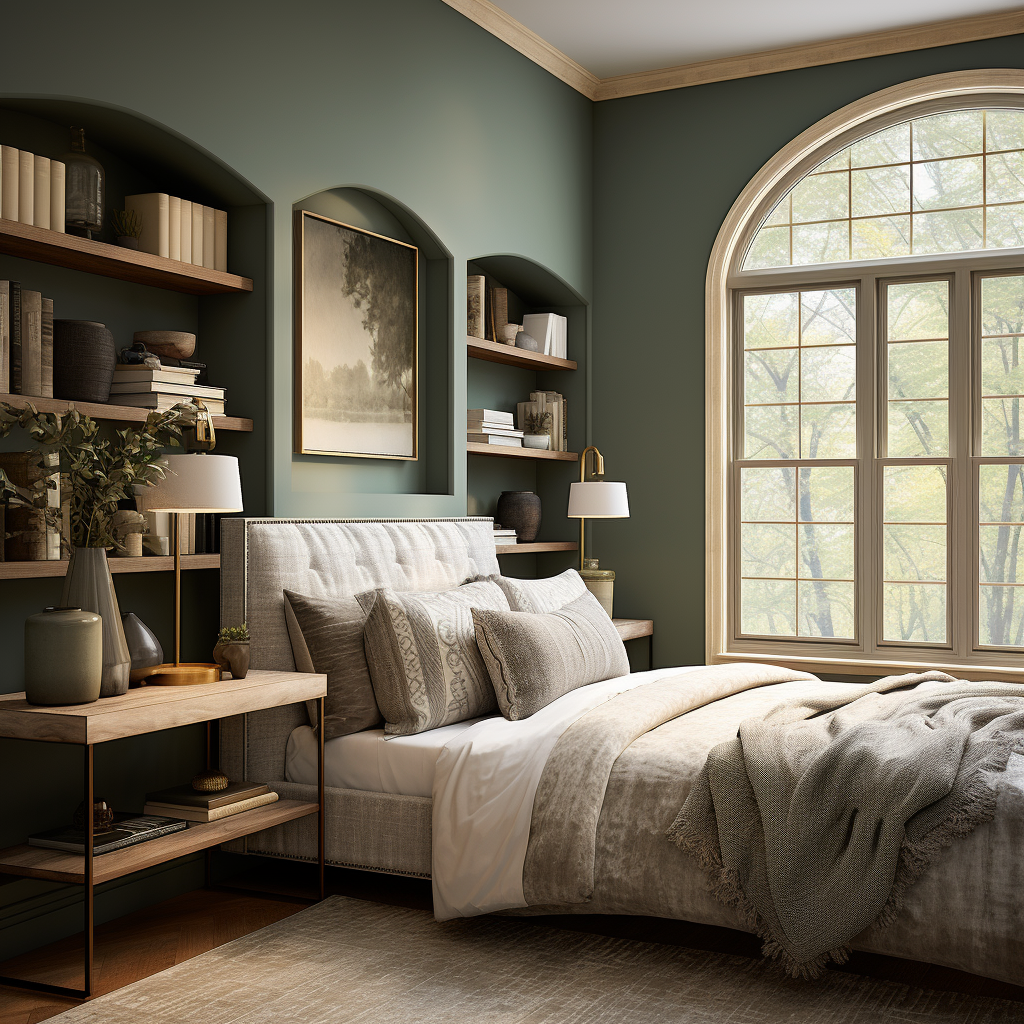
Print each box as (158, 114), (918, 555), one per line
(285, 717), (495, 798)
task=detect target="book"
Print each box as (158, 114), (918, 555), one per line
(49, 160), (65, 233)
(0, 450), (61, 560)
(488, 286), (508, 341)
(144, 790), (279, 823)
(0, 281), (8, 393)
(112, 366), (201, 384)
(168, 195), (181, 261)
(0, 147), (18, 221)
(467, 408), (514, 424)
(28, 815), (186, 855)
(41, 296), (53, 398)
(466, 425), (523, 437)
(125, 193), (170, 258)
(20, 290), (41, 397)
(203, 205), (215, 269)
(17, 150), (33, 225)
(214, 208), (227, 272)
(143, 510), (171, 556)
(109, 380), (226, 399)
(523, 314), (568, 358)
(115, 393), (225, 415)
(467, 275), (486, 339)
(178, 199), (192, 263)
(32, 155), (50, 229)
(9, 282), (20, 394)
(467, 432), (522, 447)
(191, 203), (204, 267)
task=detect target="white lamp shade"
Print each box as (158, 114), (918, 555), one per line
(139, 454), (243, 513)
(567, 480), (629, 519)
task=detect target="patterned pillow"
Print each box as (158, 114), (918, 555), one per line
(486, 568), (588, 613)
(356, 580), (510, 736)
(473, 589), (630, 721)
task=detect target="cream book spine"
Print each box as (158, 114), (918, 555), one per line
(179, 200), (192, 263)
(202, 205), (215, 269)
(167, 196), (181, 261)
(32, 156), (50, 229)
(0, 281), (8, 393)
(49, 160), (65, 233)
(143, 791), (279, 823)
(191, 203), (204, 266)
(20, 290), (41, 397)
(0, 147), (18, 221)
(125, 193), (170, 257)
(213, 208), (227, 272)
(17, 150), (33, 225)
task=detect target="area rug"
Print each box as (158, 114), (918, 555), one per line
(52, 896), (1022, 1023)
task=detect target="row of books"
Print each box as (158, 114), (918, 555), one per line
(467, 408), (524, 448)
(0, 281), (54, 397)
(518, 391), (568, 451)
(0, 146), (65, 231)
(143, 510), (224, 556)
(112, 363), (226, 416)
(523, 313), (568, 359)
(465, 275), (569, 358)
(0, 451), (62, 561)
(126, 193), (228, 272)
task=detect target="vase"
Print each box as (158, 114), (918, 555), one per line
(213, 641), (250, 680)
(53, 320), (116, 402)
(24, 606), (102, 705)
(121, 612), (164, 684)
(495, 491), (542, 543)
(61, 548), (131, 697)
(61, 127), (104, 238)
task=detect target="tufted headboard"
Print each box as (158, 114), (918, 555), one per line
(219, 517), (500, 671)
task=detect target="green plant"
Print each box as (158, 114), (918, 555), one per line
(217, 623), (250, 644)
(0, 402), (198, 551)
(109, 208), (143, 239)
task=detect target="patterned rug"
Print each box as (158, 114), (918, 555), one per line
(51, 895), (1023, 1023)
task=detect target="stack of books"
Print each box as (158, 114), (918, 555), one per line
(143, 780), (278, 823)
(0, 145), (65, 232)
(142, 510), (222, 557)
(0, 280), (54, 398)
(523, 313), (568, 358)
(517, 391), (568, 451)
(28, 815), (186, 855)
(110, 362), (226, 415)
(125, 194), (228, 272)
(493, 527), (518, 548)
(467, 408), (524, 447)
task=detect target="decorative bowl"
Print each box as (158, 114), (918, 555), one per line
(133, 330), (197, 360)
(523, 434), (551, 449)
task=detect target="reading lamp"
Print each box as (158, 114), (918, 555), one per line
(140, 407), (243, 685)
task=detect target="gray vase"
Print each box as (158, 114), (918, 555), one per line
(53, 320), (116, 403)
(61, 548), (131, 698)
(122, 612), (164, 684)
(24, 607), (102, 705)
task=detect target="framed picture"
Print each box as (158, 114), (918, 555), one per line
(294, 210), (418, 459)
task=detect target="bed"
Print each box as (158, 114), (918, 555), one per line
(219, 517), (1024, 986)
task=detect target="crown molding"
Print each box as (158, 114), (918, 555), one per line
(442, 1), (1024, 103)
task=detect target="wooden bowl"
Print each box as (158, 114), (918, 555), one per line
(133, 330), (196, 360)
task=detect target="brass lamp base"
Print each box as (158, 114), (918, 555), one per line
(144, 663), (222, 686)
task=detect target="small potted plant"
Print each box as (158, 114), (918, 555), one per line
(213, 623), (250, 679)
(109, 208), (143, 250)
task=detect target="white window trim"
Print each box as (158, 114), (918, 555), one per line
(706, 69), (1024, 678)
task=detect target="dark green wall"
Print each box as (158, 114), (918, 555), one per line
(591, 36), (1024, 668)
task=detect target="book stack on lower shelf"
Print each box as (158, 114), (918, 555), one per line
(493, 526), (518, 548)
(111, 362), (226, 415)
(467, 408), (523, 448)
(144, 781), (279, 823)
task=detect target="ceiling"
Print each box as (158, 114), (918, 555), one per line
(490, 1), (1024, 79)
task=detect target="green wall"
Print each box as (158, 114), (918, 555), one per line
(591, 35), (1024, 669)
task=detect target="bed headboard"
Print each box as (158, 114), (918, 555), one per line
(219, 517), (500, 672)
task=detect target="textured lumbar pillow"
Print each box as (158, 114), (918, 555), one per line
(284, 590), (382, 739)
(485, 568), (588, 613)
(473, 589), (630, 721)
(356, 579), (510, 736)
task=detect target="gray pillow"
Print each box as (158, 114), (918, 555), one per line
(356, 579), (510, 736)
(473, 589), (630, 721)
(284, 590), (382, 739)
(488, 568), (588, 613)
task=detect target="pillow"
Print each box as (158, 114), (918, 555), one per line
(486, 568), (588, 613)
(284, 590), (382, 739)
(356, 580), (510, 736)
(473, 589), (630, 721)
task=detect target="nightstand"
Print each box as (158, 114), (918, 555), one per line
(614, 618), (654, 668)
(0, 669), (326, 999)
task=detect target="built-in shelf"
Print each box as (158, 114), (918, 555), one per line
(0, 218), (253, 295)
(613, 619), (654, 642)
(0, 393), (252, 433)
(496, 541), (577, 555)
(0, 554), (220, 580)
(0, 799), (317, 885)
(467, 336), (576, 371)
(467, 442), (577, 462)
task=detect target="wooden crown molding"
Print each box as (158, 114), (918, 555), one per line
(443, 1), (1024, 102)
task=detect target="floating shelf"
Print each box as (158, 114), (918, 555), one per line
(496, 541), (577, 555)
(466, 336), (576, 371)
(0, 218), (253, 295)
(467, 442), (577, 462)
(613, 619), (654, 642)
(0, 799), (317, 885)
(0, 554), (220, 580)
(0, 393), (252, 433)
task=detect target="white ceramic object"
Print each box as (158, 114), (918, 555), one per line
(523, 434), (551, 449)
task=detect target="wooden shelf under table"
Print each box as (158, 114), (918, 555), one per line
(0, 217), (253, 295)
(496, 541), (577, 555)
(0, 553), (220, 580)
(467, 442), (578, 461)
(0, 799), (317, 885)
(466, 336), (577, 371)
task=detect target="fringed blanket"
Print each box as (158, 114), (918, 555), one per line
(666, 671), (1024, 978)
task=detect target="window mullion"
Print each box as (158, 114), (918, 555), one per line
(858, 274), (878, 656)
(950, 267), (974, 660)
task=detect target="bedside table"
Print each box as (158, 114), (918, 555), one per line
(613, 618), (654, 668)
(0, 669), (326, 999)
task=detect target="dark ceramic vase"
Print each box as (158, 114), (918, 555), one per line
(121, 612), (164, 685)
(213, 641), (250, 680)
(495, 490), (542, 543)
(53, 320), (116, 402)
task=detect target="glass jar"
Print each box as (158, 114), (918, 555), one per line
(62, 127), (104, 237)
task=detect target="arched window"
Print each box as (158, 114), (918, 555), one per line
(707, 71), (1024, 678)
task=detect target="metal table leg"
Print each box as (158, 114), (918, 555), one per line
(318, 695), (325, 901)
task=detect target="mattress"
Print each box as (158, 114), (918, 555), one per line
(285, 717), (494, 798)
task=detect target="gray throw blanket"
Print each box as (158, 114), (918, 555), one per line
(667, 671), (1024, 978)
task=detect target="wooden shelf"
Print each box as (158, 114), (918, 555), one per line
(467, 442), (577, 461)
(496, 541), (577, 555)
(613, 618), (654, 642)
(0, 799), (317, 885)
(0, 218), (253, 295)
(467, 336), (576, 371)
(0, 393), (252, 433)
(0, 554), (220, 580)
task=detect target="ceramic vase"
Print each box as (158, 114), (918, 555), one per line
(23, 606), (102, 705)
(213, 641), (250, 679)
(53, 320), (117, 402)
(61, 548), (131, 697)
(122, 612), (164, 684)
(495, 490), (542, 543)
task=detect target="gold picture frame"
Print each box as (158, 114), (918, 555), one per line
(294, 210), (419, 460)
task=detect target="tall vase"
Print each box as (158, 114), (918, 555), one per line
(61, 548), (131, 697)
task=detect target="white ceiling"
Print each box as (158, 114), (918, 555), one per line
(491, 1), (1024, 79)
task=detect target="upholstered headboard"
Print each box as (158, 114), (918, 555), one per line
(219, 517), (500, 672)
